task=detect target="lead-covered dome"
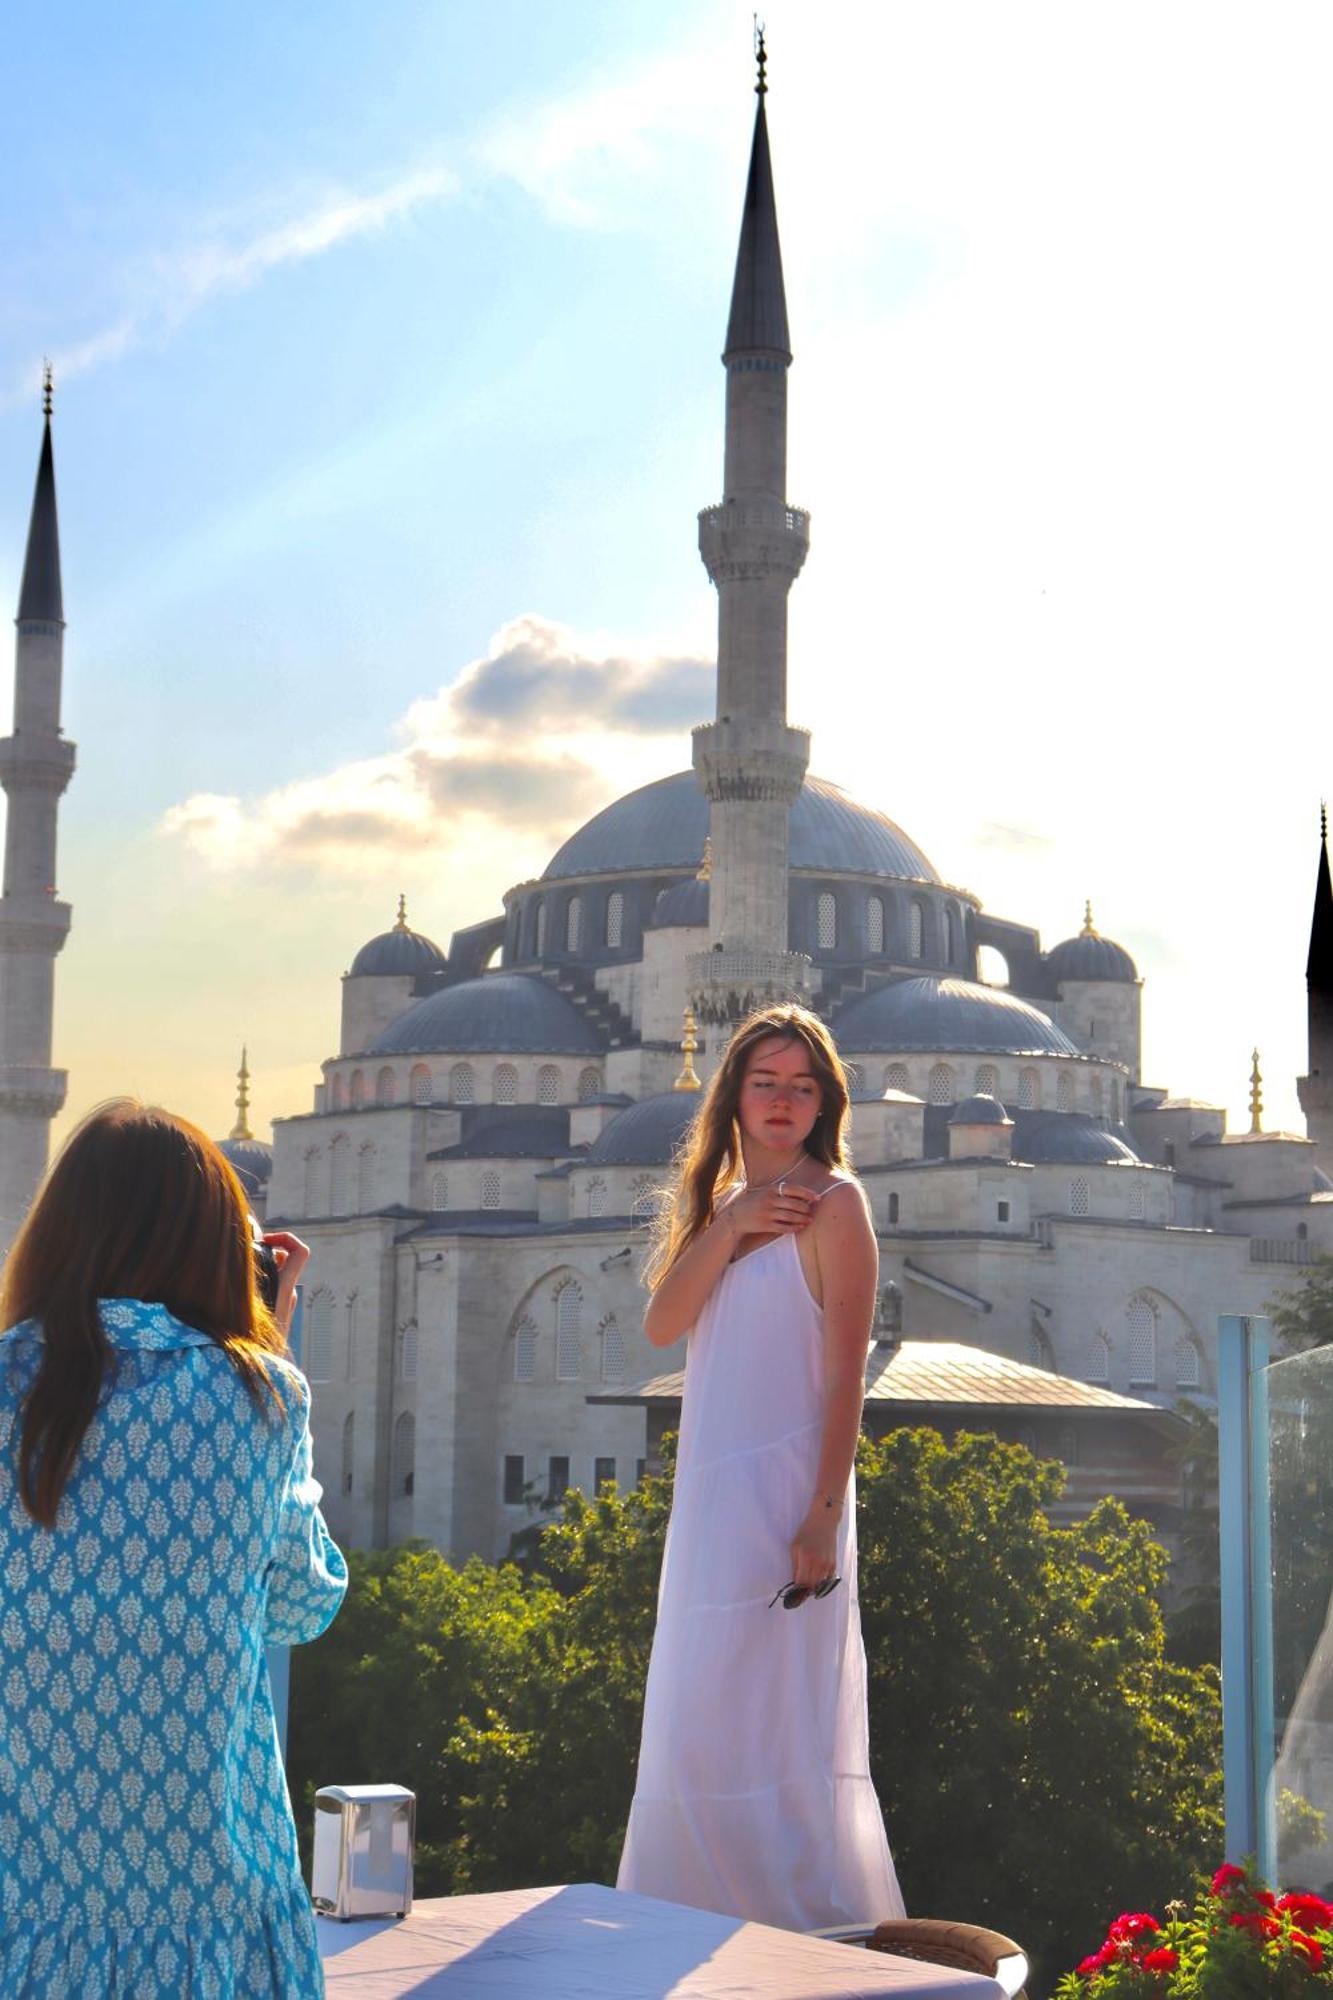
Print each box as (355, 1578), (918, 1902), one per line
(585, 1092), (702, 1165)
(367, 972), (601, 1056)
(350, 901), (448, 979)
(542, 771), (939, 882)
(1045, 906), (1137, 985)
(218, 1136), (273, 1199)
(836, 977), (1081, 1056)
(1011, 1112), (1139, 1165)
(949, 1093), (1010, 1126)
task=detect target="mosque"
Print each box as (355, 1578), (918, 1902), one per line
(7, 61), (1333, 1565)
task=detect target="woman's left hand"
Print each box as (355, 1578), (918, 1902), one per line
(789, 1505), (840, 1591)
(263, 1230), (311, 1337)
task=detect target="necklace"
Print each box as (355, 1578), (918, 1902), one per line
(741, 1149), (809, 1194)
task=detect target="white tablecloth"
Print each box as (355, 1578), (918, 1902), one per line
(317, 1882), (1005, 1999)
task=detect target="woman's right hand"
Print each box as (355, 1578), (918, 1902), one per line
(263, 1230), (311, 1338)
(722, 1180), (818, 1244)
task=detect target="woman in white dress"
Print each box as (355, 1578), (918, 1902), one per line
(617, 1003), (904, 1932)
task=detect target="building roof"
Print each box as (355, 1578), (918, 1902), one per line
(367, 972), (602, 1057)
(949, 1093), (1011, 1126)
(541, 770), (939, 884)
(1046, 932), (1138, 984)
(427, 1107), (570, 1159)
(217, 1135), (273, 1196)
(1010, 1111), (1140, 1165)
(837, 977), (1081, 1057)
(585, 1091), (701, 1166)
(724, 94), (790, 362)
(350, 925), (448, 978)
(1308, 816), (1333, 988)
(649, 877), (710, 930)
(592, 1340), (1167, 1416)
(17, 415), (62, 624)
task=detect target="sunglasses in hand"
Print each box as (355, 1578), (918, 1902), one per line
(768, 1575), (841, 1611)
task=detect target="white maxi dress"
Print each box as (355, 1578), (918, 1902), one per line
(617, 1224), (904, 1931)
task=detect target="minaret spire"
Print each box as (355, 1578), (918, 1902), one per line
(1249, 1048), (1263, 1135)
(1299, 806), (1333, 1173)
(0, 379), (76, 1243)
(231, 1046), (254, 1142)
(690, 45), (812, 1026)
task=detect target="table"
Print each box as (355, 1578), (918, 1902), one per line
(317, 1882), (1005, 1999)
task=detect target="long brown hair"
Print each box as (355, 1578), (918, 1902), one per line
(646, 1003), (851, 1290)
(6, 1099), (287, 1527)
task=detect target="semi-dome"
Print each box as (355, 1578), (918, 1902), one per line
(836, 977), (1081, 1057)
(542, 771), (940, 883)
(949, 1093), (1010, 1126)
(367, 972), (601, 1057)
(1045, 906), (1138, 985)
(585, 1092), (702, 1166)
(1011, 1112), (1139, 1166)
(649, 877), (709, 929)
(350, 900), (448, 979)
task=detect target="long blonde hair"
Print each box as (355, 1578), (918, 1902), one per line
(645, 1003), (850, 1290)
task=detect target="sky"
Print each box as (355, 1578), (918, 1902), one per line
(1, 0), (1331, 1146)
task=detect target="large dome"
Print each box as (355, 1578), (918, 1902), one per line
(542, 771), (939, 883)
(585, 1091), (702, 1165)
(836, 977), (1081, 1056)
(367, 972), (601, 1056)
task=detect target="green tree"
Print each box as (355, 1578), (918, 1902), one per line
(1270, 1253), (1333, 1353)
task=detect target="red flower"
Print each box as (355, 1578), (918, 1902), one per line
(1290, 1932), (1325, 1970)
(1107, 1913), (1161, 1943)
(1228, 1911), (1281, 1940)
(1278, 1893), (1333, 1929)
(1254, 1890), (1278, 1912)
(1140, 1948), (1179, 1973)
(1212, 1863), (1248, 1896)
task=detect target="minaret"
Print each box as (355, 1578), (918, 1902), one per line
(1297, 806), (1333, 1170)
(231, 1046), (254, 1141)
(689, 34), (812, 1027)
(0, 370), (75, 1243)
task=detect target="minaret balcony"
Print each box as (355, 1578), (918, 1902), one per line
(692, 719), (810, 804)
(687, 948), (813, 1026)
(0, 733), (76, 796)
(0, 1064), (67, 1118)
(698, 499), (809, 586)
(0, 896), (72, 952)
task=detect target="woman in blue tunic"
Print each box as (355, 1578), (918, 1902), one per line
(0, 1100), (348, 1997)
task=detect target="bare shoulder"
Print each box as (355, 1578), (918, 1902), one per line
(810, 1172), (873, 1232)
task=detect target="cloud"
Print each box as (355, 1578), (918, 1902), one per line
(161, 614), (707, 876)
(976, 821), (1055, 853)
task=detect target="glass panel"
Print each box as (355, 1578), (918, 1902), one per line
(1268, 1342), (1333, 1892)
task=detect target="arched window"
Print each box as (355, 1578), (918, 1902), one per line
(350, 1070), (365, 1110)
(867, 895), (885, 956)
(1175, 1336), (1201, 1390)
(481, 1170), (501, 1209)
(1027, 1324), (1053, 1371)
(555, 1281), (582, 1380)
(430, 1171), (448, 1212)
(303, 1148), (321, 1215)
(1087, 1330), (1111, 1384)
(1018, 1068), (1040, 1110)
(1069, 1176), (1090, 1217)
(376, 1066), (396, 1107)
(1056, 1070), (1075, 1113)
(1089, 1074), (1104, 1115)
(587, 1177), (609, 1218)
(631, 1177), (658, 1224)
(601, 1317), (626, 1381)
(400, 1323), (419, 1383)
(341, 1412), (355, 1496)
(534, 899), (547, 956)
(565, 896), (582, 953)
(357, 1142), (375, 1210)
(1127, 1296), (1157, 1385)
(449, 1062), (475, 1105)
(577, 1066), (601, 1103)
(410, 1063), (433, 1106)
(974, 1064), (999, 1098)
(909, 901), (925, 960)
(1129, 1180), (1146, 1221)
(514, 1316), (538, 1383)
(885, 1063), (910, 1094)
(331, 1074), (346, 1110)
(943, 908), (956, 964)
(345, 1295), (358, 1378)
(927, 1063), (954, 1106)
(305, 1289), (335, 1383)
(887, 1191), (900, 1225)
(537, 1064), (560, 1105)
(330, 1134), (350, 1213)
(817, 892), (837, 950)
(606, 892), (624, 949)
(494, 1063), (519, 1105)
(392, 1411), (415, 1499)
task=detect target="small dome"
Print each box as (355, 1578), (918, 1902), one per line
(1046, 933), (1138, 984)
(949, 1093), (1010, 1126)
(350, 924), (448, 979)
(542, 771), (939, 883)
(586, 1092), (702, 1166)
(649, 878), (710, 929)
(1011, 1112), (1139, 1165)
(218, 1136), (273, 1199)
(367, 972), (601, 1057)
(836, 977), (1080, 1057)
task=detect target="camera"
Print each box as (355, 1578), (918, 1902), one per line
(250, 1216), (280, 1313)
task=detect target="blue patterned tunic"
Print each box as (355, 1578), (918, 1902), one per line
(0, 1299), (348, 1997)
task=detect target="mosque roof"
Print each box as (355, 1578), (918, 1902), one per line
(836, 977), (1081, 1057)
(1010, 1112), (1139, 1166)
(350, 898), (448, 978)
(1046, 933), (1138, 984)
(542, 771), (939, 884)
(584, 1092), (702, 1166)
(367, 972), (602, 1057)
(949, 1093), (1011, 1127)
(17, 410), (62, 625)
(649, 877), (710, 929)
(218, 1136), (273, 1195)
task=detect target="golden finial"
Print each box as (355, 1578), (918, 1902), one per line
(697, 837), (712, 883)
(1322, 801), (1328, 845)
(754, 18), (768, 97)
(1081, 899), (1098, 938)
(394, 892), (409, 932)
(230, 1046), (254, 1142)
(1249, 1048), (1263, 1134)
(674, 1005), (702, 1092)
(42, 362), (53, 420)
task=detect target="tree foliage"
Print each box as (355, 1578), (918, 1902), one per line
(288, 1430), (1221, 1995)
(1270, 1254), (1333, 1354)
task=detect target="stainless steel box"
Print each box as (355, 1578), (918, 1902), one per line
(311, 1783), (415, 1921)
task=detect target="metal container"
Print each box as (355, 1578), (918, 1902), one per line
(311, 1783), (415, 1921)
